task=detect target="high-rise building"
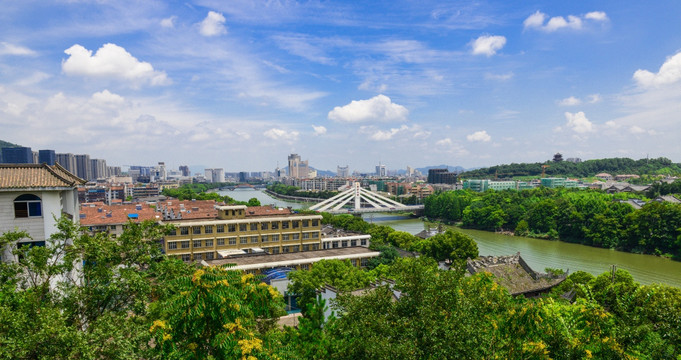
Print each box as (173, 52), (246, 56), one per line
(337, 165), (350, 178)
(56, 153), (77, 173)
(204, 168), (225, 183)
(179, 165), (190, 177)
(288, 153), (309, 179)
(238, 172), (249, 183)
(1, 147), (33, 164)
(38, 149), (56, 165)
(91, 158), (108, 180)
(75, 154), (92, 181)
(427, 169), (457, 184)
(375, 164), (387, 177)
(32, 151), (39, 164)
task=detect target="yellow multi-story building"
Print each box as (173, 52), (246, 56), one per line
(162, 204), (323, 262)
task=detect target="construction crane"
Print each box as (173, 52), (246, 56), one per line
(541, 165), (550, 178)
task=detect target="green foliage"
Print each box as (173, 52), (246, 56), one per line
(413, 229), (479, 263)
(162, 183), (246, 204)
(267, 183), (338, 199)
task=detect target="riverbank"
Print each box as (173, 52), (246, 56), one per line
(262, 189), (324, 204)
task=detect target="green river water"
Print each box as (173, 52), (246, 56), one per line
(220, 189), (681, 288)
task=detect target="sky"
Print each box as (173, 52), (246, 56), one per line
(2, 1), (681, 173)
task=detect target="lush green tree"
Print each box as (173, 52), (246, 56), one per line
(413, 229), (479, 263)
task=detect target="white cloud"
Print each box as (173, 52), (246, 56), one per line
(564, 111), (594, 133)
(91, 90), (124, 105)
(604, 120), (620, 129)
(312, 125), (327, 136)
(524, 10), (607, 32)
(467, 130), (491, 142)
(434, 138), (468, 156)
(470, 35), (506, 56)
(160, 16), (177, 28)
(328, 95), (409, 123)
(62, 43), (170, 86)
(587, 94), (602, 103)
(484, 72), (514, 81)
(16, 72), (50, 86)
(263, 128), (299, 142)
(633, 52), (681, 88)
(199, 11), (227, 37)
(629, 126), (645, 134)
(0, 42), (36, 56)
(558, 96), (581, 106)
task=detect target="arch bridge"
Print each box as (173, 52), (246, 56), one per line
(308, 182), (424, 215)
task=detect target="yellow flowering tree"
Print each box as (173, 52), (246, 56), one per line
(150, 266), (285, 359)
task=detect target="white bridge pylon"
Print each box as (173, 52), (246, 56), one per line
(309, 182), (421, 214)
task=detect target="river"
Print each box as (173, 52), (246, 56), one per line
(220, 189), (681, 288)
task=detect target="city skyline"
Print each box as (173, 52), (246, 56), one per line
(2, 1), (681, 171)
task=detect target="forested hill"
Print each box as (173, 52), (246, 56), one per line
(460, 157), (681, 179)
(0, 139), (21, 149)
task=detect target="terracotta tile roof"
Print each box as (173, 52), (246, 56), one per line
(158, 199), (219, 220)
(79, 203), (159, 226)
(0, 163), (85, 189)
(245, 205), (292, 217)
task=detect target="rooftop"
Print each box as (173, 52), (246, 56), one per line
(467, 253), (566, 296)
(0, 163), (85, 190)
(205, 246), (379, 270)
(79, 203), (159, 226)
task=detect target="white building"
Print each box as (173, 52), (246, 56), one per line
(0, 163), (84, 261)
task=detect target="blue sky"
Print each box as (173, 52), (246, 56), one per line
(2, 1), (681, 173)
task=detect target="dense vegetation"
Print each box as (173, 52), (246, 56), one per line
(267, 183), (338, 199)
(162, 183), (260, 206)
(2, 216), (681, 358)
(460, 157), (681, 179)
(424, 188), (681, 259)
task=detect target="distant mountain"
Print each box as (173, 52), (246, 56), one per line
(416, 165), (469, 174)
(0, 139), (21, 149)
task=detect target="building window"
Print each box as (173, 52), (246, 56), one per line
(271, 247), (280, 254)
(302, 233), (310, 240)
(282, 222), (289, 229)
(332, 241), (338, 249)
(228, 224), (236, 232)
(342, 240), (348, 247)
(261, 235), (269, 242)
(361, 239), (367, 246)
(110, 225), (117, 230)
(193, 253), (203, 261)
(193, 240), (202, 248)
(312, 232), (319, 238)
(217, 225), (225, 233)
(193, 226), (201, 235)
(239, 224), (247, 232)
(250, 223), (258, 231)
(14, 194), (42, 218)
(282, 246), (290, 253)
(205, 226), (213, 234)
(302, 220), (309, 227)
(180, 241), (190, 249)
(217, 238), (225, 246)
(205, 252), (214, 260)
(180, 227), (189, 235)
(312, 244), (319, 250)
(271, 234), (279, 242)
(168, 242), (177, 250)
(229, 238), (237, 245)
(168, 228), (177, 236)
(205, 239), (213, 247)
(282, 234), (289, 241)
(292, 221), (299, 229)
(272, 222), (279, 230)
(361, 258), (369, 267)
(293, 233), (300, 240)
(292, 245), (299, 252)
(251, 236), (258, 243)
(302, 244), (309, 251)
(351, 259), (357, 267)
(261, 222), (269, 230)
(351, 240), (357, 246)
(301, 264), (309, 270)
(312, 220), (319, 226)
(240, 237), (247, 244)
(181, 254), (191, 262)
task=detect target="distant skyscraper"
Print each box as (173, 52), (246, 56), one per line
(1, 147), (33, 164)
(427, 169), (457, 184)
(337, 165), (350, 178)
(179, 165), (190, 177)
(288, 153), (309, 179)
(38, 149), (56, 165)
(32, 151), (39, 164)
(75, 154), (92, 181)
(56, 153), (77, 173)
(238, 172), (249, 183)
(91, 158), (108, 180)
(375, 164), (387, 177)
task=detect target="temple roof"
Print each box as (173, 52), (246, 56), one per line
(0, 163), (85, 190)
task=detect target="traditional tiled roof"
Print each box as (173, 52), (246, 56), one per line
(467, 253), (566, 296)
(157, 199), (220, 220)
(79, 203), (159, 226)
(245, 205), (292, 217)
(0, 163), (85, 189)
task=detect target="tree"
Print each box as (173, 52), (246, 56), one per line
(247, 197), (261, 207)
(414, 229), (479, 263)
(553, 153), (564, 162)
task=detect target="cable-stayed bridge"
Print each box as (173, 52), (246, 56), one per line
(308, 182), (424, 215)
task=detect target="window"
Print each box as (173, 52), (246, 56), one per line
(168, 228), (177, 236)
(351, 240), (357, 246)
(217, 238), (225, 246)
(217, 225), (225, 233)
(282, 222), (289, 229)
(205, 226), (213, 234)
(282, 234), (289, 241)
(292, 245), (299, 252)
(292, 221), (299, 229)
(301, 264), (309, 270)
(206, 252), (214, 260)
(229, 238), (237, 245)
(272, 222), (279, 230)
(271, 234), (279, 242)
(342, 240), (348, 247)
(250, 223), (257, 231)
(180, 227), (189, 235)
(180, 241), (190, 249)
(261, 235), (269, 243)
(261, 222), (269, 230)
(312, 220), (319, 226)
(228, 224), (236, 232)
(271, 247), (280, 254)
(205, 239), (213, 247)
(239, 224), (247, 232)
(302, 233), (310, 240)
(312, 244), (319, 250)
(168, 242), (177, 250)
(181, 254), (191, 262)
(302, 244), (309, 251)
(14, 194), (42, 218)
(251, 236), (258, 243)
(193, 240), (202, 248)
(110, 225), (117, 230)
(332, 241), (339, 249)
(282, 246), (290, 253)
(351, 259), (357, 267)
(361, 258), (369, 267)
(361, 239), (367, 246)
(302, 220), (309, 227)
(312, 232), (319, 238)
(193, 226), (201, 235)
(193, 253), (203, 261)
(292, 233), (300, 240)
(240, 237), (248, 244)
